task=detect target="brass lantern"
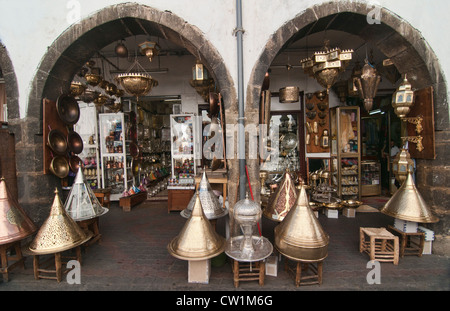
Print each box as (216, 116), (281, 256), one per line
(392, 74), (415, 118)
(279, 86), (300, 103)
(392, 148), (415, 185)
(189, 60), (215, 102)
(139, 41), (160, 62)
(355, 59), (381, 112)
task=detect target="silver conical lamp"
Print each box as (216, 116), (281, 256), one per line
(64, 166), (108, 221)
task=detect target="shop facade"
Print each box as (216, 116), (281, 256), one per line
(0, 0), (449, 255)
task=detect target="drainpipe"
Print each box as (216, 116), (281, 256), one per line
(235, 0), (246, 200)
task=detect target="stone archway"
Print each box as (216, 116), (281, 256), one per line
(20, 3), (237, 223)
(246, 2), (449, 239)
(0, 42), (19, 121)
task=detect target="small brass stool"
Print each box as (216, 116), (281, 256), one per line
(231, 259), (265, 288)
(33, 246), (82, 282)
(284, 257), (323, 287)
(0, 241), (25, 282)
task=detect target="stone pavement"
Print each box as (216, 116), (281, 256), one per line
(1, 199), (449, 293)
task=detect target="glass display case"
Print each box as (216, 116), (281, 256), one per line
(361, 160), (381, 196)
(330, 106), (361, 200)
(99, 112), (132, 201)
(74, 103), (101, 190)
(169, 114), (196, 187)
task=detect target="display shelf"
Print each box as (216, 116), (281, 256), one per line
(361, 160), (381, 196)
(330, 106), (361, 200)
(99, 112), (133, 201)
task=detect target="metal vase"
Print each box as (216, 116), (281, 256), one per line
(263, 169), (298, 222)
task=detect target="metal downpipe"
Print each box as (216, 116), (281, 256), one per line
(236, 0), (246, 200)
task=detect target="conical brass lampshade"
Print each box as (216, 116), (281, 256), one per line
(64, 167), (108, 221)
(264, 169), (297, 222)
(274, 185), (329, 262)
(168, 192), (225, 261)
(29, 189), (92, 255)
(380, 170), (439, 223)
(0, 177), (37, 245)
(180, 171), (228, 220)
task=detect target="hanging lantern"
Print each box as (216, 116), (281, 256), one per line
(0, 177), (37, 245)
(115, 41), (128, 58)
(392, 148), (415, 185)
(274, 185), (329, 262)
(355, 59), (381, 112)
(348, 61), (362, 97)
(392, 74), (415, 118)
(180, 171), (228, 220)
(139, 41), (160, 62)
(168, 192), (225, 261)
(263, 169), (297, 222)
(117, 73), (158, 99)
(189, 60), (215, 102)
(29, 189), (92, 255)
(225, 193), (273, 262)
(64, 167), (109, 222)
(300, 40), (353, 92)
(380, 170), (439, 223)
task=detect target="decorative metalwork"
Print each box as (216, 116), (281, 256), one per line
(168, 192), (225, 261)
(402, 135), (424, 152)
(381, 170), (439, 223)
(279, 86), (299, 103)
(392, 148), (415, 184)
(355, 59), (381, 112)
(402, 115), (423, 134)
(29, 189), (93, 255)
(392, 74), (415, 118)
(274, 185), (329, 262)
(139, 41), (160, 62)
(0, 178), (37, 245)
(264, 169), (297, 222)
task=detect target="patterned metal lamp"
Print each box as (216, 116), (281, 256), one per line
(139, 41), (160, 62)
(392, 147), (415, 185)
(355, 59), (381, 112)
(189, 60), (215, 102)
(392, 74), (415, 118)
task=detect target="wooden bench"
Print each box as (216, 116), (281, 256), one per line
(33, 246), (82, 283)
(93, 188), (111, 208)
(231, 259), (265, 288)
(387, 225), (425, 257)
(360, 227), (399, 265)
(284, 257), (323, 287)
(119, 191), (147, 212)
(0, 241), (25, 282)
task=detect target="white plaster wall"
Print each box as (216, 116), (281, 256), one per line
(0, 0), (448, 119)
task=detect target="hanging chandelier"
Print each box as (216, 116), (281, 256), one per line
(139, 41), (160, 62)
(300, 40), (353, 92)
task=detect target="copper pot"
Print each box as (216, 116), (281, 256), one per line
(56, 94), (80, 125)
(49, 156), (69, 179)
(67, 131), (83, 154)
(79, 89), (99, 103)
(69, 155), (82, 173)
(48, 129), (68, 155)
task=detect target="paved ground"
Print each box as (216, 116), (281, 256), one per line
(1, 197), (449, 294)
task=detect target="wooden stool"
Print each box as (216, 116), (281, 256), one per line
(360, 227), (399, 265)
(77, 217), (101, 248)
(33, 246), (82, 282)
(387, 225), (425, 257)
(93, 188), (111, 208)
(0, 241), (25, 282)
(231, 259), (265, 288)
(284, 257), (323, 286)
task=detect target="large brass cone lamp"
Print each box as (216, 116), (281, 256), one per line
(0, 177), (37, 245)
(168, 192), (225, 261)
(274, 185), (329, 262)
(264, 169), (297, 222)
(64, 167), (108, 222)
(29, 189), (92, 255)
(355, 59), (381, 112)
(180, 171), (228, 220)
(380, 170), (439, 223)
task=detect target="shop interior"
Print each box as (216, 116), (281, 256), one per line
(61, 26), (408, 212)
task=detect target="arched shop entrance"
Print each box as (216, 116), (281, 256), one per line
(21, 3), (237, 224)
(247, 2), (449, 240)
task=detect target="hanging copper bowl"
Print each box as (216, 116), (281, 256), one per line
(85, 74), (102, 87)
(106, 83), (118, 96)
(70, 82), (86, 97)
(69, 155), (82, 173)
(79, 89), (99, 103)
(67, 131), (83, 154)
(48, 129), (68, 155)
(49, 156), (69, 179)
(56, 94), (80, 125)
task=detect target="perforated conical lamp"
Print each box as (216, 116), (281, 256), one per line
(180, 171), (228, 220)
(29, 189), (92, 255)
(64, 166), (108, 221)
(0, 177), (37, 245)
(274, 185), (329, 262)
(380, 170), (439, 223)
(263, 169), (297, 222)
(168, 192), (225, 261)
